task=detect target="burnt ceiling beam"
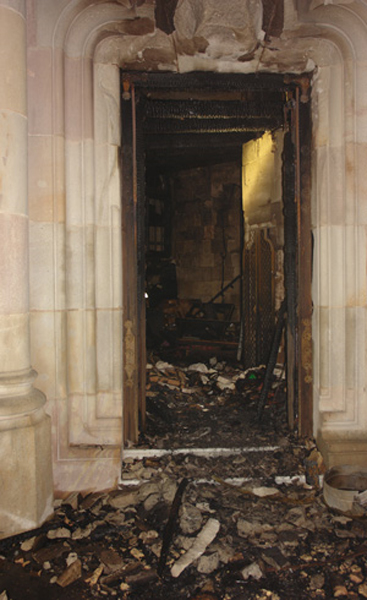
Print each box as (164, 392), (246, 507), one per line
(143, 116), (281, 135)
(145, 147), (243, 171)
(143, 99), (284, 121)
(145, 131), (258, 150)
(125, 70), (291, 92)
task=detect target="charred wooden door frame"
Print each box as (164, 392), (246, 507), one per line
(282, 76), (313, 435)
(121, 80), (146, 444)
(120, 71), (313, 443)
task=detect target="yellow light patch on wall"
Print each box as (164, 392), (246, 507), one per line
(242, 131), (275, 216)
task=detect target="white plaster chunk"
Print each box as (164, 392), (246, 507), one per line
(171, 518), (220, 578)
(251, 486), (279, 497)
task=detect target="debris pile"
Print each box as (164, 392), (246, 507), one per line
(144, 357), (286, 449)
(1, 357), (367, 599)
(2, 436), (367, 599)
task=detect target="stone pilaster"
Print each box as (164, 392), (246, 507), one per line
(0, 0), (53, 538)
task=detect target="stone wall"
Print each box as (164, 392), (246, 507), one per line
(242, 130), (285, 310)
(171, 162), (242, 318)
(0, 0), (365, 534)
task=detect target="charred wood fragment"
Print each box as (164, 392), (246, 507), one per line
(257, 298), (286, 422)
(157, 477), (189, 577)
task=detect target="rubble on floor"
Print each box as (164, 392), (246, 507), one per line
(1, 439), (367, 600)
(1, 357), (367, 599)
(143, 356), (287, 449)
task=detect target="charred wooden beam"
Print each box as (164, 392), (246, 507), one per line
(144, 99), (284, 121)
(143, 116), (282, 135)
(145, 131), (259, 150)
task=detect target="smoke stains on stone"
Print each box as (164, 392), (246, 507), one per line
(262, 0), (284, 39)
(155, 0), (179, 34)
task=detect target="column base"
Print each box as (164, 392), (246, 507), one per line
(0, 388), (54, 539)
(317, 429), (367, 470)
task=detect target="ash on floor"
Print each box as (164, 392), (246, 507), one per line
(141, 355), (287, 450)
(1, 357), (367, 600)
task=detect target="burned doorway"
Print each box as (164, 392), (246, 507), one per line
(120, 72), (312, 447)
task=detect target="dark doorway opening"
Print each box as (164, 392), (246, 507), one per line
(120, 72), (313, 448)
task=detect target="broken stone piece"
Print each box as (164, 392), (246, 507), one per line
(47, 527), (71, 540)
(187, 363), (211, 373)
(108, 490), (138, 509)
(66, 552), (78, 566)
(79, 491), (106, 510)
(71, 523), (96, 540)
(139, 530), (159, 544)
(261, 547), (289, 571)
(180, 504), (203, 535)
(137, 481), (161, 502)
(309, 573), (325, 590)
(20, 536), (36, 552)
(130, 547), (145, 560)
(62, 492), (80, 510)
(144, 493), (160, 512)
(197, 551), (219, 574)
(241, 561), (264, 580)
(216, 376), (235, 391)
(237, 519), (272, 537)
(125, 568), (158, 586)
(56, 558), (82, 587)
(251, 486), (279, 497)
(161, 478), (178, 503)
(171, 518), (220, 578)
(85, 564), (104, 586)
(100, 548), (125, 573)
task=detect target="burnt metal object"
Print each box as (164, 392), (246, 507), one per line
(158, 478), (189, 577)
(177, 302), (235, 340)
(208, 275), (241, 304)
(257, 298), (286, 422)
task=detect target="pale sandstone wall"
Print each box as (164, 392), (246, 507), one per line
(0, 0), (53, 538)
(18, 0), (367, 497)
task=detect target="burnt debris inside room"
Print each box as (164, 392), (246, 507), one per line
(121, 72), (313, 449)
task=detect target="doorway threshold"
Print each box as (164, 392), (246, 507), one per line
(120, 444), (288, 488)
(123, 444), (280, 461)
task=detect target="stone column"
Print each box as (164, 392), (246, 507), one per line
(0, 0), (53, 538)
